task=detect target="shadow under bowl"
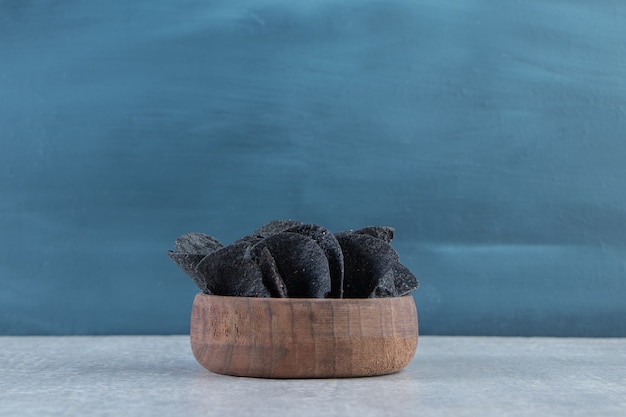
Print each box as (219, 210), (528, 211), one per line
(190, 293), (418, 378)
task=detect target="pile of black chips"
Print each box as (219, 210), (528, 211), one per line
(168, 220), (419, 298)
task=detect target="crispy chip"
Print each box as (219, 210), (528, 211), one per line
(353, 226), (395, 244)
(286, 224), (344, 298)
(335, 232), (399, 298)
(169, 220), (418, 299)
(254, 232), (331, 298)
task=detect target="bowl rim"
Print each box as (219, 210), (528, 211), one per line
(193, 292), (416, 303)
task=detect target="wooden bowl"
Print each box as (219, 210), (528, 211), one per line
(190, 293), (418, 378)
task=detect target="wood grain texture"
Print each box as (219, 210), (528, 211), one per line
(190, 293), (418, 378)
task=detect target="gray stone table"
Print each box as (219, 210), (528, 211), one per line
(1, 336), (624, 417)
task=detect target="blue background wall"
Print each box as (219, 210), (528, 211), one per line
(1, 0), (625, 336)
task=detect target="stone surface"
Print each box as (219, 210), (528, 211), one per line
(0, 336), (624, 417)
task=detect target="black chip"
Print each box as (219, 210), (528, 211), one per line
(169, 220), (419, 299)
(253, 246), (288, 297)
(335, 232), (399, 298)
(390, 263), (419, 296)
(250, 219), (304, 239)
(167, 252), (211, 293)
(195, 242), (270, 297)
(286, 224), (345, 298)
(254, 232), (331, 298)
(174, 232), (223, 254)
(353, 226), (395, 244)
